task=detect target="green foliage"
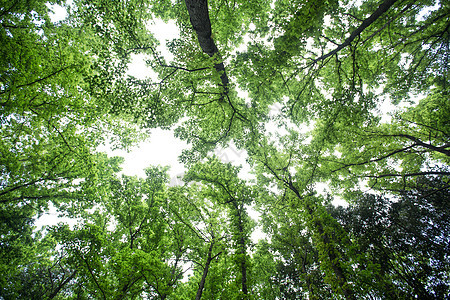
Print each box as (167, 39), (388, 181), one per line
(2, 0), (449, 299)
(330, 179), (450, 299)
(184, 157), (255, 297)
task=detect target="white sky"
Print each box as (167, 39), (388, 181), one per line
(97, 128), (188, 183)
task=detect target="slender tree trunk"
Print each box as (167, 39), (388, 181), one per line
(195, 242), (214, 300)
(240, 237), (248, 295)
(237, 209), (248, 295)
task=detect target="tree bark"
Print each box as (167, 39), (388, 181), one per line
(195, 242), (215, 300)
(184, 0), (229, 92)
(235, 206), (249, 295)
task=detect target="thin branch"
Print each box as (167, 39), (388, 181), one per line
(78, 254), (107, 300)
(331, 144), (417, 173)
(381, 133), (450, 156)
(362, 2), (415, 45)
(47, 270), (77, 300)
(364, 171), (450, 179)
(399, 117), (450, 138)
(2, 67), (70, 93)
(169, 205), (208, 242)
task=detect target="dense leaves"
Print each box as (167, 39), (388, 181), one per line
(1, 0), (449, 299)
(330, 177), (450, 298)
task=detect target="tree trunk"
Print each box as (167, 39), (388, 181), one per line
(237, 209), (248, 295)
(195, 242), (214, 300)
(184, 0), (229, 91)
(289, 183), (355, 300)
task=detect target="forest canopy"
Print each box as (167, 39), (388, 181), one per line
(1, 0), (449, 299)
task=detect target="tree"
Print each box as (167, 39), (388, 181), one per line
(330, 175), (450, 299)
(315, 83), (450, 197)
(1, 1), (147, 294)
(46, 166), (183, 299)
(253, 209), (335, 299)
(167, 184), (229, 300)
(184, 157), (255, 298)
(0, 153), (124, 297)
(244, 132), (357, 298)
(2, 0), (449, 299)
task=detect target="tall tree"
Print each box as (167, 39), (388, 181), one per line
(320, 83), (450, 197)
(1, 1), (150, 293)
(168, 185), (229, 300)
(185, 157), (255, 298)
(46, 166), (184, 299)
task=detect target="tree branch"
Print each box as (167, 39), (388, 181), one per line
(385, 133), (450, 156)
(365, 171), (450, 179)
(314, 0), (399, 63)
(331, 144), (417, 173)
(2, 66), (71, 94)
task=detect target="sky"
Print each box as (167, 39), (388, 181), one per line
(40, 5), (360, 236)
(45, 8), (191, 178)
(45, 3), (406, 182)
(111, 20), (187, 183)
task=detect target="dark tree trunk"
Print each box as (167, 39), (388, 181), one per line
(195, 242), (214, 300)
(184, 0), (229, 91)
(237, 208), (248, 295)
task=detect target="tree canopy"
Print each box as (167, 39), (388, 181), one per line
(1, 0), (449, 299)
